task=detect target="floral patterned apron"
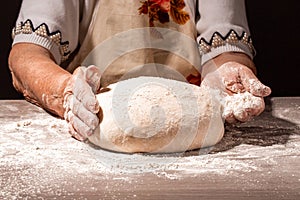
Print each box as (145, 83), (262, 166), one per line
(67, 0), (202, 87)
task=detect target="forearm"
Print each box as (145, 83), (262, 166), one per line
(8, 43), (71, 118)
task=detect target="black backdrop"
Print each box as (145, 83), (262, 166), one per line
(1, 1), (299, 99)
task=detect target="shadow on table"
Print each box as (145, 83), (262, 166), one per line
(190, 97), (300, 155)
(211, 97), (299, 153)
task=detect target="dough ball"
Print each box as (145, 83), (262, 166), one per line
(88, 76), (224, 153)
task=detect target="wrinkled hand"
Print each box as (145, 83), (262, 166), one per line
(63, 65), (101, 141)
(201, 62), (271, 123)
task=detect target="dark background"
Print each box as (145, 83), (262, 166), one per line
(1, 1), (299, 99)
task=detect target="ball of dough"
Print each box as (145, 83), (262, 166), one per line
(88, 76), (224, 153)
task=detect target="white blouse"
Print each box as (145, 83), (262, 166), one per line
(12, 0), (254, 68)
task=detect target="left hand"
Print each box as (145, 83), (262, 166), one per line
(63, 65), (102, 141)
(201, 61), (271, 123)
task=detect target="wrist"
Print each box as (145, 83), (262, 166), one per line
(9, 43), (72, 118)
(43, 74), (71, 118)
(201, 52), (257, 79)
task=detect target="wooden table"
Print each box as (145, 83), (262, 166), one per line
(0, 98), (299, 199)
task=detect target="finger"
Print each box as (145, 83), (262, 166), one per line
(67, 111), (94, 138)
(69, 95), (100, 130)
(72, 66), (86, 80)
(85, 65), (101, 93)
(246, 97), (266, 117)
(247, 79), (271, 97)
(63, 93), (72, 115)
(72, 77), (100, 113)
(233, 97), (265, 122)
(223, 112), (239, 124)
(233, 109), (252, 122)
(68, 123), (86, 141)
(238, 67), (272, 97)
(224, 108), (253, 123)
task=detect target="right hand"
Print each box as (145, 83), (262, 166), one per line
(201, 62), (271, 123)
(63, 65), (102, 141)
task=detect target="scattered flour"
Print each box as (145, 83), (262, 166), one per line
(1, 96), (299, 199)
(0, 113), (297, 179)
(0, 116), (256, 177)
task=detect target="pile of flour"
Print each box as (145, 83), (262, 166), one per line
(222, 91), (263, 120)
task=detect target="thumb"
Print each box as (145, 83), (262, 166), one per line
(64, 66), (86, 95)
(84, 65), (101, 93)
(239, 66), (271, 97)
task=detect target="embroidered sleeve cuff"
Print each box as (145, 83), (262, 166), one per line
(13, 33), (61, 64)
(199, 30), (255, 65)
(11, 20), (70, 64)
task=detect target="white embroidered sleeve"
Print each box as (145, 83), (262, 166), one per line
(12, 0), (95, 64)
(196, 0), (255, 65)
